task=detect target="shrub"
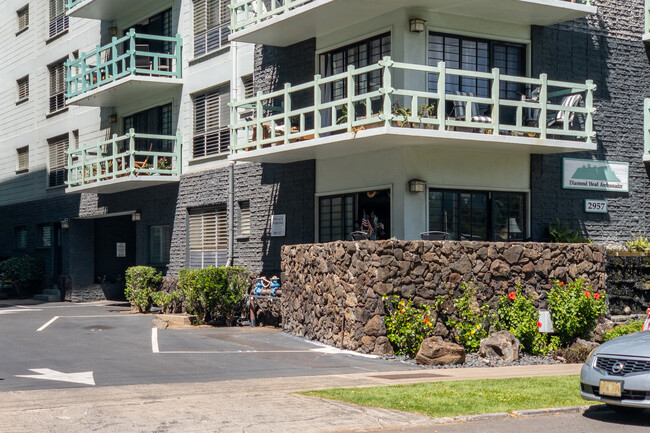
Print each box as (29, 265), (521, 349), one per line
(547, 279), (607, 346)
(0, 256), (45, 296)
(445, 283), (493, 352)
(603, 320), (644, 342)
(496, 287), (559, 355)
(151, 290), (181, 314)
(178, 266), (249, 325)
(383, 296), (438, 357)
(125, 266), (163, 313)
(548, 219), (591, 243)
(625, 232), (650, 253)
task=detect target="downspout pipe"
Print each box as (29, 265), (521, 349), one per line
(226, 41), (239, 267)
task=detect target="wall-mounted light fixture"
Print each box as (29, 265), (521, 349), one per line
(408, 179), (426, 193)
(132, 212), (141, 222)
(109, 27), (118, 37)
(409, 19), (426, 33)
(60, 218), (69, 229)
(109, 114), (118, 123)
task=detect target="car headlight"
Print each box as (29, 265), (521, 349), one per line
(584, 347), (598, 368)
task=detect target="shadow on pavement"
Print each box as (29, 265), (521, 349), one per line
(583, 405), (650, 427)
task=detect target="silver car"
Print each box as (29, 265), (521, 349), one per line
(581, 330), (650, 410)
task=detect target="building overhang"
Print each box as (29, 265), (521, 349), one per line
(230, 0), (596, 47)
(67, 0), (160, 21)
(66, 176), (180, 194)
(66, 76), (182, 107)
(229, 126), (597, 164)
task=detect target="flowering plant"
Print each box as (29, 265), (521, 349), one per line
(445, 283), (493, 352)
(383, 296), (438, 357)
(547, 279), (607, 346)
(496, 285), (559, 355)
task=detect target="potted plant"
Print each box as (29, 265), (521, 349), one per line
(391, 99), (412, 128)
(417, 102), (437, 129)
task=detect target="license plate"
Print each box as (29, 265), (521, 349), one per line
(600, 380), (622, 397)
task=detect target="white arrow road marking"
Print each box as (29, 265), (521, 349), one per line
(0, 308), (41, 315)
(36, 316), (59, 332)
(16, 369), (95, 386)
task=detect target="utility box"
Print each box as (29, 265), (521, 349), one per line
(538, 310), (554, 333)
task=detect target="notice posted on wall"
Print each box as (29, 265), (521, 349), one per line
(116, 242), (126, 258)
(271, 214), (286, 237)
(562, 158), (629, 192)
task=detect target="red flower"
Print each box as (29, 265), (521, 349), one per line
(560, 282), (565, 287)
(585, 291), (592, 298)
(423, 317), (430, 326)
(537, 321), (543, 328)
(594, 293), (601, 300)
(508, 292), (517, 300)
(647, 308), (650, 314)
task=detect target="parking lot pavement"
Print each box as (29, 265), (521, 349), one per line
(0, 301), (418, 392)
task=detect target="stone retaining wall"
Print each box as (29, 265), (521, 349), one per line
(281, 241), (606, 354)
(606, 254), (650, 315)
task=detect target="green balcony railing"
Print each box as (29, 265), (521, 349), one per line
(66, 129), (182, 189)
(230, 0), (593, 34)
(66, 0), (86, 10)
(230, 57), (596, 154)
(65, 29), (182, 100)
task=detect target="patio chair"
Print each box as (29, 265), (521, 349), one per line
(450, 91), (493, 125)
(547, 93), (583, 129)
(420, 231), (448, 241)
(349, 231), (370, 241)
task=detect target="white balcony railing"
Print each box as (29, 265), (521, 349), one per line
(230, 57), (596, 156)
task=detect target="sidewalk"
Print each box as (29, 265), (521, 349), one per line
(0, 364), (581, 433)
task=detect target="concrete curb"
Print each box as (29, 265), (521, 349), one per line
(429, 405), (591, 425)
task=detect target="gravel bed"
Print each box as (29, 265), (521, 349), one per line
(381, 352), (564, 369)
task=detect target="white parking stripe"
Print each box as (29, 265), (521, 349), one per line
(36, 316), (59, 332)
(0, 308), (41, 315)
(151, 328), (159, 353)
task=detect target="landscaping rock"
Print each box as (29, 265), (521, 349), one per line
(479, 331), (520, 362)
(571, 338), (599, 353)
(590, 317), (616, 343)
(415, 336), (466, 366)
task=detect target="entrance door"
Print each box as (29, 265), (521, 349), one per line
(93, 216), (136, 285)
(319, 189), (391, 242)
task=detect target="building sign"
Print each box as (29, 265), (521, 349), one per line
(270, 214), (286, 237)
(563, 158), (629, 192)
(116, 242), (126, 258)
(585, 199), (608, 214)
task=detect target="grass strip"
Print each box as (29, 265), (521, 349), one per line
(299, 375), (597, 418)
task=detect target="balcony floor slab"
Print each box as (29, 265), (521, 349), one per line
(230, 0), (596, 46)
(67, 0), (159, 21)
(229, 126), (597, 164)
(67, 76), (183, 107)
(66, 175), (180, 194)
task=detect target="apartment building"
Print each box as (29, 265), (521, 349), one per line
(0, 0), (648, 297)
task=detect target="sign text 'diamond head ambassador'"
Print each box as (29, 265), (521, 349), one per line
(562, 158), (629, 193)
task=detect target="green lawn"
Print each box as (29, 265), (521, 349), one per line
(300, 375), (597, 418)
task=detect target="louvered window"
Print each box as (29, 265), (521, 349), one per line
(239, 201), (250, 236)
(193, 85), (230, 157)
(242, 75), (254, 99)
(193, 0), (230, 57)
(49, 0), (68, 38)
(17, 76), (29, 101)
(188, 207), (228, 269)
(17, 6), (29, 32)
(150, 225), (171, 266)
(48, 134), (68, 187)
(15, 227), (27, 250)
(38, 224), (53, 248)
(49, 61), (66, 113)
(16, 146), (29, 172)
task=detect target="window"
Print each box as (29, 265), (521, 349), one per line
(48, 60), (66, 113)
(17, 76), (29, 102)
(15, 227), (27, 250)
(242, 75), (254, 99)
(188, 207), (227, 268)
(150, 225), (171, 266)
(318, 189), (391, 242)
(49, 0), (68, 38)
(193, 85), (230, 158)
(17, 5), (29, 33)
(428, 189), (526, 241)
(16, 146), (29, 172)
(193, 0), (230, 57)
(239, 201), (250, 236)
(38, 224), (53, 248)
(47, 134), (68, 187)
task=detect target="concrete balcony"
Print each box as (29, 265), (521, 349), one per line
(230, 57), (597, 164)
(66, 129), (182, 194)
(229, 0), (596, 46)
(66, 0), (160, 21)
(65, 30), (182, 107)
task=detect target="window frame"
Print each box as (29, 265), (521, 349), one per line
(17, 5), (29, 35)
(48, 0), (69, 39)
(48, 59), (66, 113)
(15, 226), (27, 250)
(238, 200), (251, 237)
(187, 206), (228, 269)
(47, 133), (69, 188)
(193, 0), (230, 58)
(149, 225), (171, 267)
(192, 84), (230, 158)
(17, 75), (29, 103)
(37, 224), (53, 249)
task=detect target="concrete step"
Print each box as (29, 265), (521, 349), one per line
(33, 294), (60, 302)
